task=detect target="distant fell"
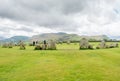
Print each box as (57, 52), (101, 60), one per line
(0, 33), (110, 43)
(30, 32), (110, 41)
(0, 36), (30, 42)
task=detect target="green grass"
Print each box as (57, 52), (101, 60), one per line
(0, 43), (120, 81)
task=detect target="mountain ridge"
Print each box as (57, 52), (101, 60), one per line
(0, 32), (115, 43)
(0, 36), (30, 42)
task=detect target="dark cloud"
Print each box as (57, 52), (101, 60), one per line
(0, 0), (88, 29)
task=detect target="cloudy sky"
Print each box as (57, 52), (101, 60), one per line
(0, 0), (120, 38)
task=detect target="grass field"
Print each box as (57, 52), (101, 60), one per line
(0, 43), (120, 81)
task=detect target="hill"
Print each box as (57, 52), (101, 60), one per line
(30, 32), (110, 41)
(0, 33), (110, 43)
(0, 36), (30, 43)
(30, 32), (81, 41)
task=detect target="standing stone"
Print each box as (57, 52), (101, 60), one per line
(48, 40), (56, 50)
(2, 43), (8, 48)
(96, 44), (101, 49)
(109, 43), (115, 48)
(67, 41), (70, 45)
(109, 43), (119, 48)
(19, 41), (26, 50)
(42, 44), (47, 50)
(88, 44), (94, 49)
(96, 40), (106, 49)
(114, 43), (119, 47)
(79, 38), (89, 49)
(100, 40), (106, 48)
(8, 42), (13, 48)
(34, 44), (42, 50)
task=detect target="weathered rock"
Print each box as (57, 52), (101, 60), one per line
(48, 40), (56, 50)
(42, 44), (47, 50)
(79, 38), (89, 49)
(8, 42), (13, 48)
(67, 41), (71, 45)
(114, 43), (119, 47)
(34, 44), (42, 50)
(105, 45), (109, 48)
(19, 41), (26, 50)
(109, 43), (119, 48)
(2, 43), (8, 48)
(96, 42), (119, 49)
(96, 40), (107, 49)
(109, 43), (114, 48)
(88, 44), (94, 49)
(100, 40), (106, 48)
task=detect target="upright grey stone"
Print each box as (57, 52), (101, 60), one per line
(109, 43), (119, 48)
(8, 42), (13, 48)
(100, 40), (106, 48)
(48, 40), (56, 50)
(96, 40), (106, 49)
(67, 41), (70, 45)
(114, 43), (119, 47)
(19, 41), (26, 50)
(79, 38), (89, 49)
(34, 44), (42, 50)
(2, 43), (8, 48)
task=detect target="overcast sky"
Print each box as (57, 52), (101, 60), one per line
(0, 0), (120, 38)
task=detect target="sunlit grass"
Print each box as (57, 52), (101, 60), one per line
(0, 43), (120, 81)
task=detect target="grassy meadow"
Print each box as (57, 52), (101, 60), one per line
(0, 43), (120, 81)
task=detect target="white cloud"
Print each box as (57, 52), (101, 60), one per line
(0, 18), (58, 37)
(0, 0), (120, 37)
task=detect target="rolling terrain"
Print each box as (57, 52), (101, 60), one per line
(0, 32), (110, 43)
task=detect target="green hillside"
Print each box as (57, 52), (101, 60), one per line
(0, 33), (110, 43)
(30, 32), (109, 41)
(0, 36), (30, 43)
